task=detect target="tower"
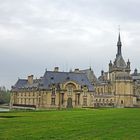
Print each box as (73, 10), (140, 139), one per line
(108, 32), (133, 107)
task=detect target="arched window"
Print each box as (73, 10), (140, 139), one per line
(106, 99), (108, 103)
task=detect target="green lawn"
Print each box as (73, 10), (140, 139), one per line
(0, 108), (140, 140)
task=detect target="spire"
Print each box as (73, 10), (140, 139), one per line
(117, 31), (122, 57)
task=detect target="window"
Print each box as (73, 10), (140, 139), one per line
(121, 100), (123, 104)
(21, 98), (23, 104)
(108, 87), (111, 93)
(83, 86), (87, 96)
(83, 90), (87, 96)
(61, 93), (64, 105)
(83, 98), (87, 106)
(33, 99), (35, 105)
(67, 86), (73, 95)
(25, 99), (26, 104)
(51, 98), (55, 105)
(38, 98), (41, 105)
(98, 88), (100, 94)
(77, 94), (80, 105)
(52, 85), (56, 95)
(101, 88), (103, 93)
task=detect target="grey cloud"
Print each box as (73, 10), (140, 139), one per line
(0, 0), (140, 89)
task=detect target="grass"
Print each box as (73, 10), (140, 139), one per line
(0, 108), (140, 140)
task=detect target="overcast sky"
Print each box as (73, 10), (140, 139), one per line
(0, 0), (140, 89)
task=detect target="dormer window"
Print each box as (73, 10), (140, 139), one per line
(51, 77), (54, 80)
(83, 85), (87, 96)
(66, 77), (70, 80)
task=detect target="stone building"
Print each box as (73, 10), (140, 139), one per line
(10, 67), (94, 109)
(94, 33), (137, 108)
(10, 33), (140, 109)
(131, 69), (140, 107)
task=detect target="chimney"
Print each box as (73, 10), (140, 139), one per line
(28, 75), (33, 85)
(54, 67), (59, 72)
(74, 68), (80, 73)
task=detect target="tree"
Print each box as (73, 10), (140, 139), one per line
(0, 86), (10, 104)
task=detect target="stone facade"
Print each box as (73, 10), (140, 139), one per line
(10, 68), (94, 109)
(10, 33), (140, 109)
(94, 33), (139, 108)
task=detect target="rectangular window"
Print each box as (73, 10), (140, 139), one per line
(68, 88), (73, 95)
(33, 99), (35, 105)
(51, 98), (55, 105)
(52, 88), (56, 95)
(83, 98), (87, 106)
(61, 93), (64, 105)
(29, 99), (30, 105)
(78, 94), (80, 105)
(98, 88), (100, 94)
(83, 91), (87, 96)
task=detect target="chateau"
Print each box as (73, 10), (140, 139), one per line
(10, 33), (140, 109)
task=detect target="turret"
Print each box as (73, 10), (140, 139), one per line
(109, 60), (113, 72)
(134, 68), (138, 75)
(127, 59), (130, 69)
(101, 70), (104, 76)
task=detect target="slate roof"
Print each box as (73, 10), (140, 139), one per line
(12, 71), (94, 91)
(79, 68), (98, 84)
(41, 71), (94, 91)
(14, 79), (27, 89)
(114, 55), (127, 68)
(131, 73), (140, 81)
(12, 79), (41, 90)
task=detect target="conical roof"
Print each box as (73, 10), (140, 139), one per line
(114, 55), (126, 68)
